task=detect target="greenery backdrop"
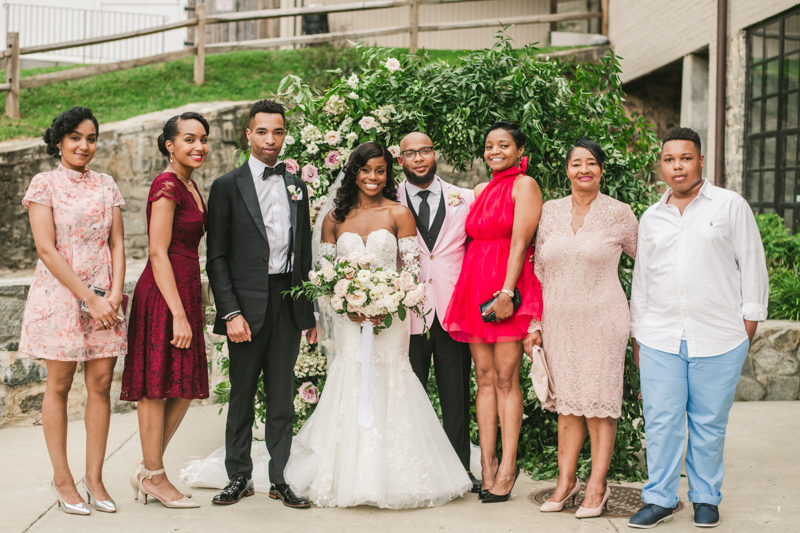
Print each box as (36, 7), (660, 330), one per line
(215, 31), (663, 482)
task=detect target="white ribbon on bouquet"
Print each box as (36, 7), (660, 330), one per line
(355, 323), (376, 428)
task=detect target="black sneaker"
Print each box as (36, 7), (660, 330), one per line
(628, 503), (675, 528)
(693, 503), (720, 528)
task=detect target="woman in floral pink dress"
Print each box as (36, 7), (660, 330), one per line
(20, 107), (127, 515)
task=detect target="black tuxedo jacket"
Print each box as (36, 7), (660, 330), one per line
(206, 162), (315, 337)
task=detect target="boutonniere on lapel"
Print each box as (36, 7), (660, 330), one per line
(287, 184), (302, 202)
(447, 189), (463, 207)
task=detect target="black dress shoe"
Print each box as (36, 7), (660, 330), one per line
(467, 472), (481, 494)
(269, 483), (311, 508)
(693, 503), (720, 528)
(482, 465), (520, 504)
(628, 503), (674, 528)
(212, 474), (254, 505)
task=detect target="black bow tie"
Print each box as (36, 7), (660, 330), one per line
(262, 162), (286, 180)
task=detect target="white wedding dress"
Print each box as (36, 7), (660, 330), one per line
(283, 229), (471, 508)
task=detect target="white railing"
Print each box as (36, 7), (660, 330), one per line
(4, 3), (167, 64)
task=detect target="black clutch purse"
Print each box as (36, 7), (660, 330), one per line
(479, 288), (522, 323)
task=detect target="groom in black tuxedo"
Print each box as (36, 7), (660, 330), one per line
(207, 100), (315, 508)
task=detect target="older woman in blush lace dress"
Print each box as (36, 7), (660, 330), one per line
(524, 138), (638, 519)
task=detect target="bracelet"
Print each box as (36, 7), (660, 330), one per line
(225, 312), (241, 321)
(496, 289), (515, 299)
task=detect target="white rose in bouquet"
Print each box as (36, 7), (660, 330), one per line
(321, 263), (337, 282)
(309, 271), (322, 287)
(402, 287), (425, 307)
(357, 254), (377, 269)
(330, 295), (344, 310)
(346, 290), (368, 309)
(333, 278), (350, 297)
(398, 271), (417, 291)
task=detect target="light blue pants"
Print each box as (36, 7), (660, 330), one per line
(639, 339), (749, 508)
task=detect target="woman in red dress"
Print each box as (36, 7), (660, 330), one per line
(121, 112), (210, 509)
(443, 121), (543, 503)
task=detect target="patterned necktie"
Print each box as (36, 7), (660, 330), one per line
(262, 162), (286, 180)
(417, 190), (431, 230)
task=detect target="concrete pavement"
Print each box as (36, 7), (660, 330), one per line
(3, 402), (797, 532)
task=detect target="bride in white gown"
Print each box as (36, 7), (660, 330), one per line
(284, 142), (471, 508)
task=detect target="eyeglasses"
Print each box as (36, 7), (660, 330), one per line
(400, 146), (434, 160)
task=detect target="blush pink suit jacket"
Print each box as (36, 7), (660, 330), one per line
(398, 176), (475, 335)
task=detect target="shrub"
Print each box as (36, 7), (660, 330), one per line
(756, 214), (800, 320)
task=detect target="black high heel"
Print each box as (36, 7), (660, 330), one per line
(478, 459), (500, 501)
(482, 465), (520, 504)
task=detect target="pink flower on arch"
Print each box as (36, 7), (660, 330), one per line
(301, 163), (319, 183)
(298, 382), (320, 404)
(284, 158), (300, 174)
(324, 150), (342, 169)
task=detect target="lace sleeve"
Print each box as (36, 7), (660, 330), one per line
(148, 174), (181, 205)
(398, 237), (420, 278)
(318, 242), (337, 264)
(620, 206), (638, 259)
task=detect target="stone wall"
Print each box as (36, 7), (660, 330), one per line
(0, 281), (224, 428)
(0, 101), (254, 271)
(736, 320), (800, 402)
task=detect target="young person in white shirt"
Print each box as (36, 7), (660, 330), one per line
(628, 127), (769, 529)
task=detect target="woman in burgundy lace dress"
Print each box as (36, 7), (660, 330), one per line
(121, 112), (209, 509)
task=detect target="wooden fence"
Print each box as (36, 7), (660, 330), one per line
(1, 0), (607, 119)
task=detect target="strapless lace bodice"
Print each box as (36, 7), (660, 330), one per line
(319, 229), (420, 275)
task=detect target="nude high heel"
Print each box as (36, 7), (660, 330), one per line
(575, 485), (611, 519)
(138, 468), (200, 508)
(540, 476), (581, 512)
(132, 463), (191, 500)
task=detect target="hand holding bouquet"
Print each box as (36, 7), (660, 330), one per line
(291, 252), (429, 334)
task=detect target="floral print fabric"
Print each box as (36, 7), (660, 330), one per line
(18, 164), (127, 361)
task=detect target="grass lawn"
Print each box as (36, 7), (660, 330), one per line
(0, 45), (572, 143)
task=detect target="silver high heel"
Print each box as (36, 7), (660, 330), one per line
(50, 479), (91, 515)
(84, 479), (116, 513)
(540, 476), (582, 512)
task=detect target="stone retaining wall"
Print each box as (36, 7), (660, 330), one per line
(736, 320), (800, 401)
(1, 279), (796, 427)
(0, 281), (226, 428)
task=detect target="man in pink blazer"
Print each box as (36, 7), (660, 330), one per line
(396, 132), (480, 493)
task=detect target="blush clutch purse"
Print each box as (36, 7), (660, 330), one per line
(479, 288), (522, 323)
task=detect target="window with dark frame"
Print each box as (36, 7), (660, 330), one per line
(745, 7), (800, 233)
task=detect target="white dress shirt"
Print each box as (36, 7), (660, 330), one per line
(248, 155), (292, 274)
(405, 177), (442, 230)
(630, 179), (769, 358)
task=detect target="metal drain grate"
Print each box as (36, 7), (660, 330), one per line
(529, 486), (684, 519)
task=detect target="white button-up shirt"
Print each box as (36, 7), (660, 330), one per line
(248, 155), (292, 274)
(405, 177), (442, 230)
(630, 179), (769, 358)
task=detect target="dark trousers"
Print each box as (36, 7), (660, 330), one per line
(225, 276), (301, 484)
(409, 315), (472, 470)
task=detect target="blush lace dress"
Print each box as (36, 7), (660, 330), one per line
(284, 229), (471, 508)
(529, 194), (638, 418)
(121, 172), (209, 401)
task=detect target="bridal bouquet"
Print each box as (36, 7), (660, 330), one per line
(291, 253), (428, 334)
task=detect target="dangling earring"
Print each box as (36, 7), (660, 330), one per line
(600, 174), (605, 191)
(169, 152), (173, 163)
(564, 175), (571, 191)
